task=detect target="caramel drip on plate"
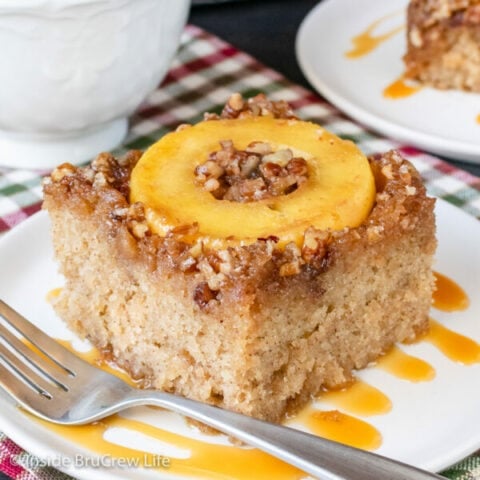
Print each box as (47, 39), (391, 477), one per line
(376, 346), (436, 382)
(56, 339), (141, 388)
(433, 272), (470, 312)
(28, 413), (303, 480)
(383, 77), (422, 99)
(319, 379), (392, 416)
(45, 287), (62, 303)
(423, 319), (480, 365)
(425, 272), (477, 363)
(345, 13), (404, 59)
(291, 408), (382, 450)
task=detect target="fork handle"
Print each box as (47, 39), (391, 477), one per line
(129, 390), (443, 480)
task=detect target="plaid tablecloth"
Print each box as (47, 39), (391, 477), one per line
(0, 24), (480, 480)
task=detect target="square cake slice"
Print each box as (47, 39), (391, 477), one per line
(404, 0), (480, 91)
(43, 95), (436, 423)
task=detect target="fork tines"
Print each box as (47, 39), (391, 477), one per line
(0, 300), (74, 403)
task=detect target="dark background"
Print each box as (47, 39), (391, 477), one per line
(0, 1), (478, 479)
(192, 0), (318, 89)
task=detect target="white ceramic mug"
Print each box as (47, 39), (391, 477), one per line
(0, 0), (190, 169)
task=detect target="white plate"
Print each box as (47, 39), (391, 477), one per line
(0, 201), (479, 479)
(296, 0), (480, 163)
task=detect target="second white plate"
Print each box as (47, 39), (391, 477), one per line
(296, 0), (480, 163)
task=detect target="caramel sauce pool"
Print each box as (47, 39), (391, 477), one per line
(286, 379), (389, 451)
(290, 408), (382, 451)
(383, 77), (422, 99)
(320, 379), (391, 416)
(433, 272), (469, 312)
(345, 13), (404, 59)
(377, 346), (435, 382)
(45, 287), (62, 303)
(36, 272), (474, 478)
(422, 272), (477, 364)
(423, 319), (480, 364)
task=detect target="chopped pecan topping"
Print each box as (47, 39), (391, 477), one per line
(195, 140), (309, 203)
(205, 93), (297, 120)
(50, 163), (76, 182)
(463, 4), (480, 24)
(193, 282), (218, 309)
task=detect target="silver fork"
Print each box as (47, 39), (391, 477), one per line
(0, 299), (444, 480)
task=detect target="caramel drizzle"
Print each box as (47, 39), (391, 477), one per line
(433, 271), (469, 312)
(345, 13), (404, 59)
(290, 408), (382, 451)
(423, 319), (480, 365)
(45, 287), (62, 303)
(383, 77), (422, 99)
(344, 13), (422, 101)
(377, 346), (435, 382)
(319, 379), (392, 416)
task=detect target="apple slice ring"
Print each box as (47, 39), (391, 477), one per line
(130, 116), (376, 249)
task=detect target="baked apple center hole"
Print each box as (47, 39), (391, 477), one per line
(194, 139), (309, 203)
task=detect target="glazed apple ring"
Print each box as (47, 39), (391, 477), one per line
(130, 116), (376, 248)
